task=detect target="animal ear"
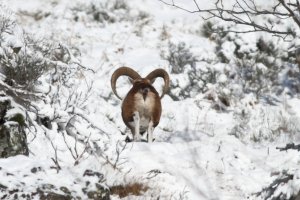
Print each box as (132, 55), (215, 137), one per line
(128, 77), (134, 84)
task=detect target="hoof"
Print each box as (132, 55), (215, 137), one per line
(125, 136), (132, 143)
(149, 138), (155, 142)
(146, 137), (155, 143)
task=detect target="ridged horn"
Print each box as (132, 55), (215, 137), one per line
(111, 67), (141, 100)
(146, 68), (170, 98)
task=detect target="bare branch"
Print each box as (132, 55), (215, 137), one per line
(279, 0), (300, 27)
(158, 0), (217, 13)
(47, 132), (61, 173)
(113, 141), (128, 168)
(59, 44), (95, 73)
(158, 0), (298, 38)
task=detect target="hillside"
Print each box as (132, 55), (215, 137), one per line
(0, 0), (300, 199)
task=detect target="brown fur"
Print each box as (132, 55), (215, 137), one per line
(111, 67), (169, 141)
(122, 79), (161, 135)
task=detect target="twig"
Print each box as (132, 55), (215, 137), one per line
(158, 0), (297, 38)
(113, 141), (128, 168)
(59, 44), (95, 73)
(255, 170), (293, 199)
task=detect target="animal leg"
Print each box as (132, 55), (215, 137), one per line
(147, 121), (154, 143)
(133, 111), (141, 141)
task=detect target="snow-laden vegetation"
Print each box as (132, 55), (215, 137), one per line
(0, 0), (300, 199)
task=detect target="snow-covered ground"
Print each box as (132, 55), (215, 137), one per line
(1, 0), (300, 199)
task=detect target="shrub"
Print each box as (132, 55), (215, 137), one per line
(201, 21), (214, 39)
(0, 8), (52, 90)
(161, 15), (299, 104)
(0, 34), (59, 90)
(110, 0), (128, 10)
(72, 0), (130, 24)
(230, 103), (300, 142)
(0, 5), (15, 43)
(1, 51), (49, 89)
(162, 42), (198, 74)
(256, 170), (299, 200)
(161, 41), (235, 104)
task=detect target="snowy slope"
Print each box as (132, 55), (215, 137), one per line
(0, 0), (300, 199)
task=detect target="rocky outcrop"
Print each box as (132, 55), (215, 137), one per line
(0, 97), (28, 158)
(0, 168), (110, 200)
(82, 169), (110, 200)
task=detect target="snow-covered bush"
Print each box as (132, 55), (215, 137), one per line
(0, 9), (14, 43)
(234, 60), (270, 99)
(160, 21), (300, 110)
(256, 169), (300, 200)
(72, 0), (130, 24)
(199, 21), (300, 103)
(162, 42), (198, 74)
(230, 99), (300, 142)
(162, 25), (248, 102)
(0, 7), (72, 91)
(162, 40), (234, 107)
(0, 37), (55, 90)
(234, 37), (288, 97)
(201, 21), (214, 39)
(161, 42), (202, 100)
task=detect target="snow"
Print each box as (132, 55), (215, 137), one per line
(0, 0), (300, 199)
(221, 41), (236, 60)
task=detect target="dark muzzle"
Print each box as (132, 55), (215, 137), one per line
(142, 88), (150, 100)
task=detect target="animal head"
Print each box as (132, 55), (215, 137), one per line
(111, 67), (170, 100)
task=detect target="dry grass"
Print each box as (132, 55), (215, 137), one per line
(110, 183), (149, 198)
